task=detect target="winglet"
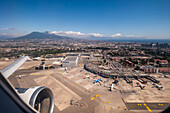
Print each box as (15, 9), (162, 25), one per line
(0, 56), (29, 79)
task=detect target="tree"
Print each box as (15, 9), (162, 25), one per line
(141, 59), (147, 65)
(156, 60), (160, 64)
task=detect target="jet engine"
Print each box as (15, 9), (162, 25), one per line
(16, 87), (54, 113)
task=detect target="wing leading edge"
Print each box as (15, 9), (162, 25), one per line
(0, 56), (29, 79)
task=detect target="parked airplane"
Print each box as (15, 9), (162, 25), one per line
(0, 56), (169, 113)
(113, 76), (119, 85)
(83, 75), (90, 79)
(0, 56), (54, 113)
(136, 82), (145, 89)
(105, 84), (118, 91)
(152, 83), (163, 90)
(93, 78), (102, 84)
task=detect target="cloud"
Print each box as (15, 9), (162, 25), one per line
(50, 31), (138, 39)
(87, 33), (104, 37)
(111, 33), (122, 37)
(126, 35), (134, 37)
(1, 28), (16, 30)
(0, 32), (22, 37)
(51, 31), (85, 36)
(1, 28), (9, 30)
(50, 31), (104, 38)
(2, 33), (6, 36)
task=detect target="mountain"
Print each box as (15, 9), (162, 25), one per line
(0, 35), (13, 39)
(15, 31), (72, 39)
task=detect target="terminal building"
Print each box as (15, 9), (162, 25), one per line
(62, 53), (90, 67)
(62, 56), (79, 67)
(63, 52), (90, 57)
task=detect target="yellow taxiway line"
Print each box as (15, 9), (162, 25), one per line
(91, 94), (99, 100)
(143, 103), (152, 112)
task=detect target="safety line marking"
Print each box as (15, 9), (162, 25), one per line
(143, 103), (152, 112)
(91, 94), (99, 100)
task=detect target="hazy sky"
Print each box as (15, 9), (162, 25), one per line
(0, 0), (170, 39)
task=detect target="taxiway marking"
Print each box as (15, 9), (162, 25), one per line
(91, 94), (99, 100)
(158, 104), (163, 106)
(143, 103), (152, 112)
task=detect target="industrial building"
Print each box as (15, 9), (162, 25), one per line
(62, 56), (79, 67)
(140, 65), (159, 73)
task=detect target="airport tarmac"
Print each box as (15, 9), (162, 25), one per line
(1, 60), (169, 113)
(125, 102), (170, 111)
(8, 69), (101, 113)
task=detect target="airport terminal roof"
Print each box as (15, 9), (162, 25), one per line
(64, 57), (78, 62)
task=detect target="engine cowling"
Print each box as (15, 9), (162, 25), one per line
(16, 86), (54, 113)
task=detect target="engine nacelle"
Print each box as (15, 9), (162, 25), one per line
(16, 86), (54, 113)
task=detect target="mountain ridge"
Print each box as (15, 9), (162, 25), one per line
(15, 31), (72, 40)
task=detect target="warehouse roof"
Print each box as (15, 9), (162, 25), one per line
(64, 56), (78, 62)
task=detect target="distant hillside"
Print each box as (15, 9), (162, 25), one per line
(0, 36), (13, 39)
(15, 31), (72, 39)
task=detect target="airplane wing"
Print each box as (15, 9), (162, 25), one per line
(0, 70), (37, 113)
(0, 56), (29, 79)
(0, 56), (54, 113)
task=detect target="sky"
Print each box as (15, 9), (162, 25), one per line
(0, 0), (170, 39)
